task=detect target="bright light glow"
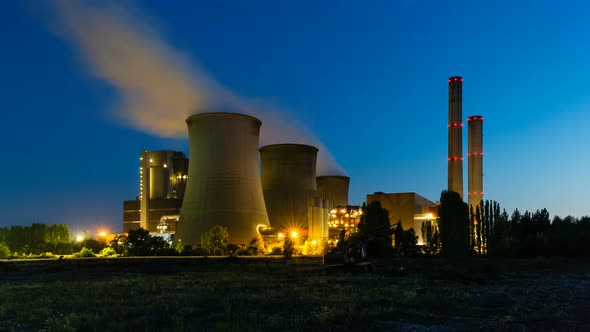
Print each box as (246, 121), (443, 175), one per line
(278, 233), (285, 238)
(427, 213), (433, 219)
(340, 209), (346, 213)
(163, 164), (167, 168)
(290, 231), (298, 238)
(311, 240), (317, 245)
(149, 158), (153, 163)
(98, 231), (107, 237)
(75, 235), (84, 242)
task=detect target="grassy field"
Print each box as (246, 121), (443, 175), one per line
(1, 256), (589, 331)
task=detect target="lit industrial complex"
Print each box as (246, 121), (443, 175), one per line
(123, 150), (188, 233)
(122, 75), (484, 247)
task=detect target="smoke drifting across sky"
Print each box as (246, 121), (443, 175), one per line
(48, 0), (345, 176)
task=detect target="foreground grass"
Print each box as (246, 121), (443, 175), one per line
(0, 257), (589, 331)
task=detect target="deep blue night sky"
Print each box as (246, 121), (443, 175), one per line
(1, 0), (589, 235)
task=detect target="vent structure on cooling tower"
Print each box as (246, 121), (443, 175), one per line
(174, 112), (270, 246)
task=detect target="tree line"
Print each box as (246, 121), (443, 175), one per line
(349, 190), (590, 259)
(422, 190), (590, 258)
(0, 223), (71, 255)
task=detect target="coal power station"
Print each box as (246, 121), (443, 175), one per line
(122, 75), (485, 248)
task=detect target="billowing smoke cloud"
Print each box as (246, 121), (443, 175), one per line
(48, 0), (346, 175)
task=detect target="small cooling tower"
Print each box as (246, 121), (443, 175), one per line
(174, 112), (270, 246)
(316, 175), (350, 209)
(259, 144), (318, 232)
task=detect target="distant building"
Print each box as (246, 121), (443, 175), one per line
(366, 192), (437, 244)
(123, 150), (188, 233)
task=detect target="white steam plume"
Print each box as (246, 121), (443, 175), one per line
(48, 0), (346, 175)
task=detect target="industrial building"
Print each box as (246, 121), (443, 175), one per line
(123, 150), (188, 233)
(327, 205), (362, 238)
(366, 192), (437, 243)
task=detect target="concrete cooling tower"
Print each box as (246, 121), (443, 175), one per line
(174, 112), (270, 246)
(316, 176), (350, 209)
(259, 144), (318, 232)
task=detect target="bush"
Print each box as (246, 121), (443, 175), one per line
(99, 247), (117, 257)
(73, 247), (96, 258)
(201, 225), (229, 255)
(283, 237), (294, 259)
(0, 242), (10, 258)
(301, 240), (325, 256)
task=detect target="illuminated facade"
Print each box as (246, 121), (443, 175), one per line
(123, 150), (188, 233)
(327, 205), (362, 238)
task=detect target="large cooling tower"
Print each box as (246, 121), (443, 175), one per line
(468, 115), (484, 209)
(448, 76), (464, 198)
(259, 144), (318, 231)
(174, 113), (270, 246)
(316, 175), (350, 209)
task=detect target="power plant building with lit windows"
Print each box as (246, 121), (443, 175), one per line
(123, 150), (188, 233)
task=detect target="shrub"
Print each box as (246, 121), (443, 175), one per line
(0, 242), (10, 258)
(73, 247), (96, 258)
(99, 247), (117, 257)
(283, 237), (294, 259)
(301, 240), (325, 256)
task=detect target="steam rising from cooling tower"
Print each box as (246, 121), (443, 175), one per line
(448, 76), (463, 198)
(47, 0), (346, 176)
(174, 113), (270, 245)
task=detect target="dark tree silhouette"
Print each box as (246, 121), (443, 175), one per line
(358, 201), (393, 257)
(437, 190), (470, 257)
